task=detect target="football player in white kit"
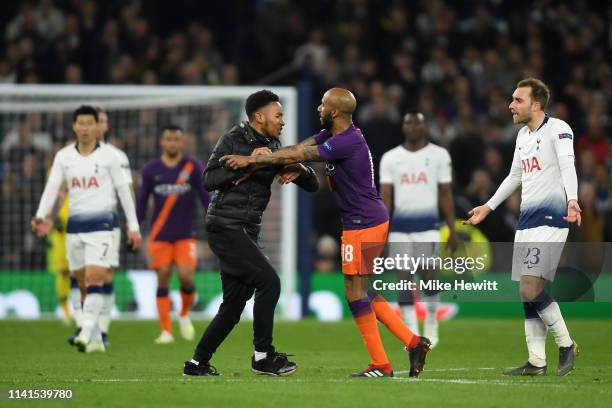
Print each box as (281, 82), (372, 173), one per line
(379, 112), (457, 348)
(95, 106), (134, 348)
(464, 78), (581, 376)
(32, 105), (141, 352)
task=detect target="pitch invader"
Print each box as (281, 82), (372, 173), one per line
(137, 125), (210, 344)
(464, 78), (581, 376)
(379, 112), (457, 348)
(32, 105), (141, 353)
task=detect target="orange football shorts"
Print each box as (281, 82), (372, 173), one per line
(148, 239), (197, 269)
(341, 221), (389, 275)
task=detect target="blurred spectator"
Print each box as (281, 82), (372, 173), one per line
(575, 182), (604, 242)
(314, 235), (340, 273)
(593, 163), (612, 213)
(483, 144), (506, 185)
(294, 28), (329, 75)
(576, 113), (610, 164)
(64, 64), (82, 84)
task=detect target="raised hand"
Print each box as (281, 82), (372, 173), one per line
(462, 205), (492, 226)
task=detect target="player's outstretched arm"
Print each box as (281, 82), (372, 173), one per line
(222, 145), (322, 170)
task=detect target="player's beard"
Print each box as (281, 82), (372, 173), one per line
(517, 112), (531, 124)
(320, 112), (333, 130)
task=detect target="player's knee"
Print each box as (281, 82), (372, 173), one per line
(216, 302), (243, 324)
(84, 265), (106, 286)
(520, 286), (539, 302)
(344, 278), (364, 302)
(156, 267), (172, 286)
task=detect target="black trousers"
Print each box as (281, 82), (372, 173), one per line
(193, 225), (281, 363)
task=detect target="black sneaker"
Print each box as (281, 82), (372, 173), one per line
(502, 362), (547, 376)
(557, 341), (578, 376)
(251, 351), (298, 376)
(408, 337), (431, 377)
(350, 365), (393, 378)
(67, 328), (81, 346)
(101, 333), (111, 349)
(183, 361), (219, 376)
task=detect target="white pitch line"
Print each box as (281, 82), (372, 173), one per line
(390, 377), (570, 388)
(395, 367), (497, 374)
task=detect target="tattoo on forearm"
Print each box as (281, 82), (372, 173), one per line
(297, 136), (316, 147)
(255, 145), (321, 165)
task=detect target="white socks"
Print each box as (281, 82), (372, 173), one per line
(254, 351), (267, 362)
(422, 293), (439, 335)
(79, 290), (103, 343)
(537, 302), (573, 348)
(525, 318), (547, 367)
(69, 286), (82, 328)
(98, 289), (114, 334)
(400, 305), (420, 336)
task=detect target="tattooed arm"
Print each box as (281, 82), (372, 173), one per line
(222, 144), (322, 169)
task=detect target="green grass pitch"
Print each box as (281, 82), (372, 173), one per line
(1, 318), (611, 407)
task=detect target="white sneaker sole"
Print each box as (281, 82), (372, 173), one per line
(251, 366), (298, 377)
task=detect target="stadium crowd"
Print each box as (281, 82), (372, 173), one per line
(1, 0), (611, 272)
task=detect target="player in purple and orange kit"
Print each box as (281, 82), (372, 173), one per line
(137, 125), (210, 344)
(222, 88), (431, 378)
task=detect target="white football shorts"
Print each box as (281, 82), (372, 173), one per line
(108, 227), (121, 268)
(512, 226), (568, 282)
(388, 230), (441, 260)
(66, 230), (114, 271)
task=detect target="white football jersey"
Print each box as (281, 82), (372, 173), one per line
(379, 143), (452, 233)
(36, 142), (130, 232)
(512, 115), (575, 229)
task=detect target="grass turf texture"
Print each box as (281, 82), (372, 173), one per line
(1, 318), (611, 407)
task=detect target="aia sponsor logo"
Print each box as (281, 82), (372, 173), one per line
(522, 157), (541, 173)
(71, 176), (100, 189)
(401, 172), (428, 184)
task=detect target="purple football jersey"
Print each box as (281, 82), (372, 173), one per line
(137, 156), (209, 242)
(315, 123), (388, 230)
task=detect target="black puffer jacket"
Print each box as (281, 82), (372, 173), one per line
(203, 121), (319, 234)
